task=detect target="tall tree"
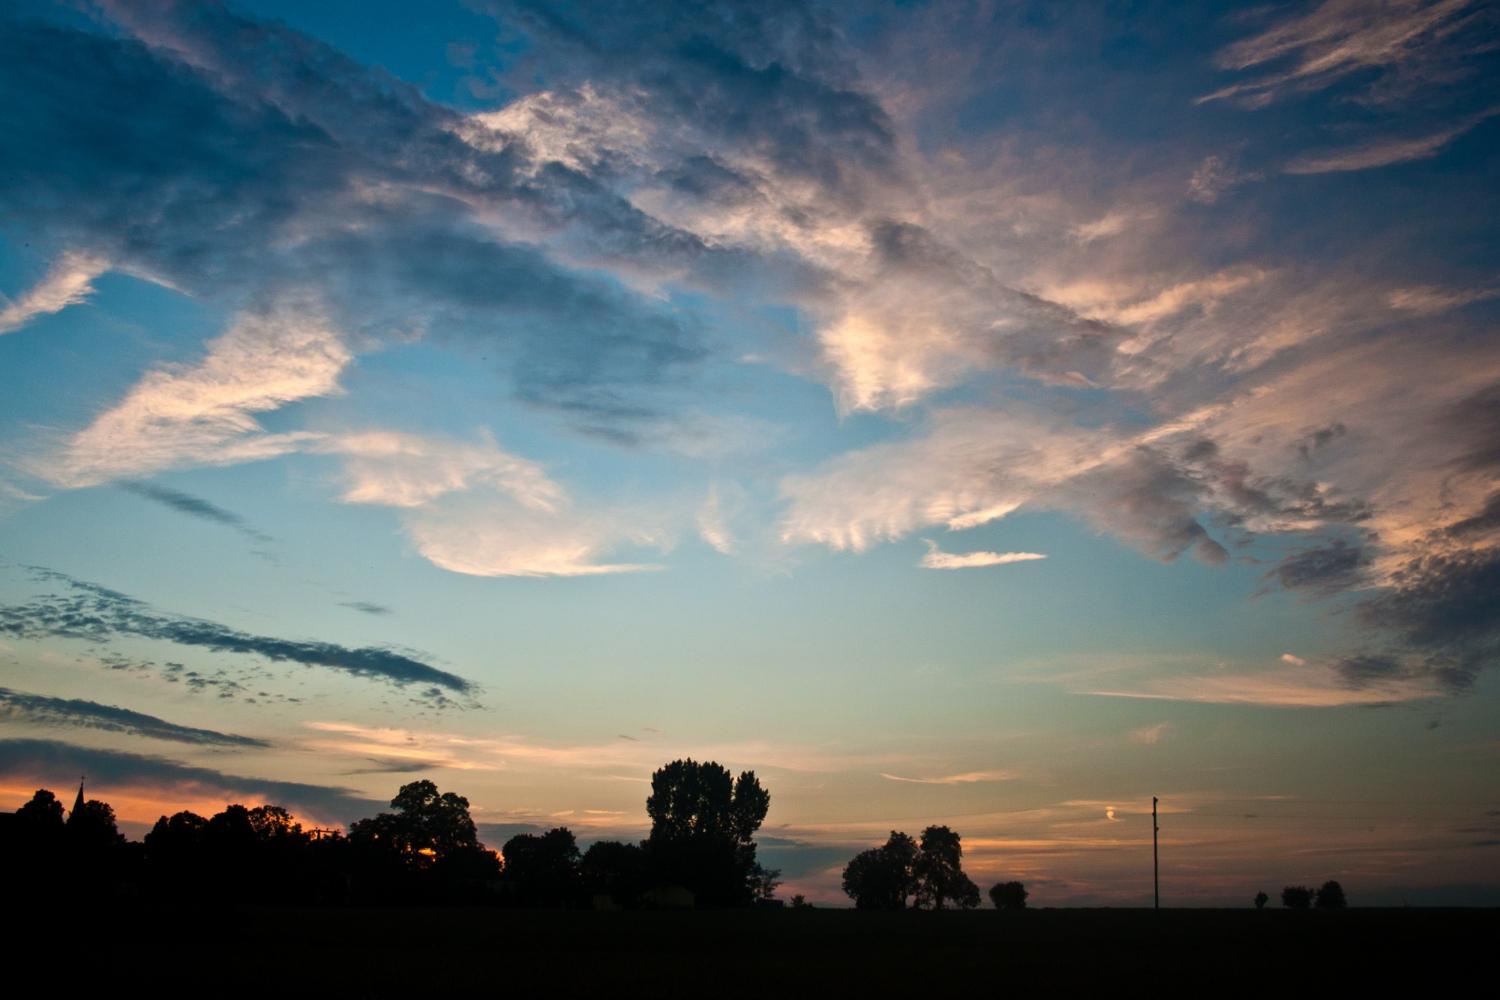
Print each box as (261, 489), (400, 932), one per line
(914, 825), (980, 910)
(645, 759), (771, 906)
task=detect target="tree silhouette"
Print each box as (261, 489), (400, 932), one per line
(581, 840), (648, 908)
(16, 788), (65, 833)
(350, 779), (479, 868)
(914, 825), (980, 910)
(989, 881), (1029, 910)
(501, 827), (581, 906)
(644, 759), (770, 906)
(1254, 890), (1269, 910)
(1316, 880), (1347, 909)
(1281, 885), (1315, 909)
(66, 798), (122, 850)
(841, 831), (920, 910)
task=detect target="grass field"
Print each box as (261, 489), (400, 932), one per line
(37, 906), (1495, 994)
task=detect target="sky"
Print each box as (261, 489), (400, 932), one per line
(1, 0), (1498, 906)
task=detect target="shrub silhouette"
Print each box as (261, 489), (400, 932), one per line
(1254, 891), (1269, 910)
(1281, 885), (1315, 909)
(990, 881), (1029, 910)
(1316, 880), (1347, 909)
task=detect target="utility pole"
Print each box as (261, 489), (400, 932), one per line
(1153, 796), (1160, 911)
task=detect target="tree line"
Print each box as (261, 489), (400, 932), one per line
(1257, 882), (1347, 909)
(2, 767), (1348, 910)
(0, 758), (778, 907)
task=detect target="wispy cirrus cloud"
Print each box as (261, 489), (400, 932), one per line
(0, 250), (108, 335)
(880, 770), (1017, 785)
(1077, 661), (1444, 708)
(1199, 0), (1484, 108)
(919, 541), (1046, 570)
(1285, 107), (1500, 174)
(33, 303), (348, 489)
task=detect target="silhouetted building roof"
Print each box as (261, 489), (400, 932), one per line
(67, 780), (85, 825)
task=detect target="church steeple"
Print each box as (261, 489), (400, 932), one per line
(68, 776), (85, 824)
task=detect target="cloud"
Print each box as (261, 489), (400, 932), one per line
(920, 541), (1046, 570)
(1063, 267), (1268, 327)
(118, 481), (273, 545)
(0, 738), (375, 823)
(1199, 0), (1485, 107)
(37, 304), (349, 489)
(322, 426), (667, 578)
(0, 686), (269, 748)
(340, 602), (392, 617)
(696, 482), (741, 555)
(404, 496), (667, 577)
(1, 9), (722, 442)
(879, 770), (1016, 785)
(1357, 547), (1500, 690)
(1285, 108), (1500, 174)
(1268, 538), (1370, 596)
(1077, 662), (1444, 707)
(331, 429), (563, 512)
(1128, 723), (1169, 746)
(0, 250), (109, 335)
(1187, 155), (1259, 204)
(0, 569), (472, 696)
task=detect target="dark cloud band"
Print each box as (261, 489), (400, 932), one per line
(0, 569), (473, 694)
(0, 686), (268, 748)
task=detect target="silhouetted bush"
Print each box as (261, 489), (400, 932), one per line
(990, 881), (1029, 910)
(1254, 891), (1269, 909)
(1316, 880), (1347, 909)
(1281, 885), (1315, 909)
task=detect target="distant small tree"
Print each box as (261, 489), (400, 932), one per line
(1254, 891), (1269, 910)
(1316, 880), (1347, 909)
(1281, 885), (1315, 909)
(990, 881), (1029, 910)
(789, 893), (811, 909)
(748, 861), (782, 901)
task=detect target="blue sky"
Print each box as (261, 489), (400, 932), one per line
(2, 0), (1498, 904)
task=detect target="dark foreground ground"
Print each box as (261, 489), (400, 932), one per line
(27, 906), (1495, 995)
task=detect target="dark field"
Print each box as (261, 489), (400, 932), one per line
(34, 906), (1495, 995)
